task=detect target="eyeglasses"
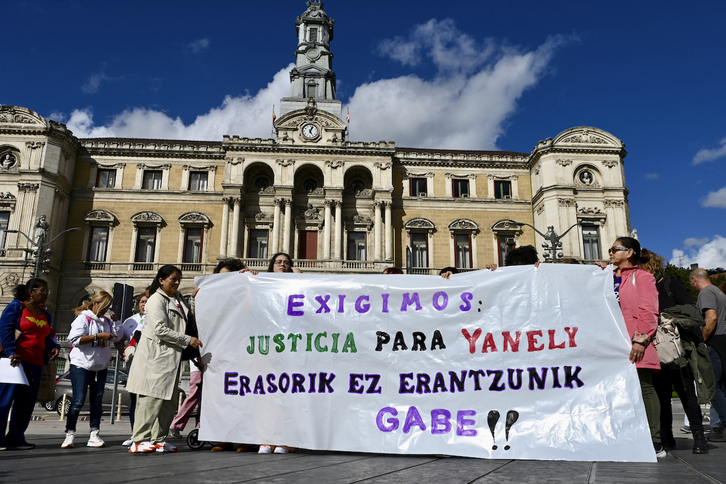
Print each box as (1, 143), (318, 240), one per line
(274, 260), (291, 266)
(32, 288), (50, 295)
(608, 246), (628, 254)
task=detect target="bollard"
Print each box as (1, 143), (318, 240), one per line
(117, 393), (122, 421)
(60, 393), (68, 420)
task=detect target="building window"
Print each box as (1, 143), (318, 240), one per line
(349, 179), (365, 195)
(411, 233), (428, 268)
(347, 232), (366, 261)
(96, 169), (116, 188)
(255, 176), (270, 191)
(583, 225), (601, 260)
(188, 171), (208, 191)
(497, 235), (516, 266)
(410, 178), (427, 197)
(455, 234), (472, 268)
(88, 227), (109, 261)
(303, 178), (318, 192)
(494, 181), (512, 199)
(183, 228), (203, 263)
(143, 170), (163, 190)
(310, 27), (318, 42)
(453, 179), (469, 198)
(135, 227), (156, 263)
(307, 84), (317, 98)
(249, 230), (269, 259)
(0, 212), (9, 249)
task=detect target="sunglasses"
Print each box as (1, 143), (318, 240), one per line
(608, 246), (629, 254)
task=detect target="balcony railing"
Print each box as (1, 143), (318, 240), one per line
(68, 260), (485, 275)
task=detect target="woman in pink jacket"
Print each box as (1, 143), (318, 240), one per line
(601, 236), (662, 457)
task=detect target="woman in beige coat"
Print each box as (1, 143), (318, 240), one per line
(126, 265), (202, 453)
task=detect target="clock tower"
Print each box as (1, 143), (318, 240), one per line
(279, 1), (342, 120)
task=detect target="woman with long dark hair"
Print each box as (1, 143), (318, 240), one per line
(599, 237), (662, 456)
(126, 265), (202, 453)
(62, 290), (121, 449)
(258, 253), (296, 454)
(0, 278), (60, 450)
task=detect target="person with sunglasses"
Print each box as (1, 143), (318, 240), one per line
(598, 237), (662, 457)
(258, 252), (298, 454)
(0, 278), (60, 451)
(62, 290), (122, 449)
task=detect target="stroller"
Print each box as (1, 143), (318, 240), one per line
(185, 366), (217, 450)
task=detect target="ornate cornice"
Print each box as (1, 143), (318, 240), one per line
(131, 211), (164, 224)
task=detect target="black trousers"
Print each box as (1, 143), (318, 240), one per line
(652, 364), (704, 434)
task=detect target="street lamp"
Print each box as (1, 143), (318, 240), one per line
(498, 220), (580, 262)
(7, 214), (80, 277)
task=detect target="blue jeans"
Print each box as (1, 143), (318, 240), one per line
(65, 365), (107, 433)
(0, 360), (43, 446)
(708, 346), (726, 429)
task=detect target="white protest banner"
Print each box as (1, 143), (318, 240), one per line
(195, 264), (655, 462)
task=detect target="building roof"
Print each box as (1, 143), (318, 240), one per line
(396, 147), (529, 157)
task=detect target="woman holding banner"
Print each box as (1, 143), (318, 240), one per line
(600, 237), (663, 457)
(126, 265), (202, 453)
(257, 253), (298, 454)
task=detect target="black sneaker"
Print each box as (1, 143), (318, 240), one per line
(653, 443), (666, 458)
(9, 442), (35, 450)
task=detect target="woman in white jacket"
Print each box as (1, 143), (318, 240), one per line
(61, 291), (121, 449)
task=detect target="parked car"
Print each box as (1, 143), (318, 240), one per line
(45, 369), (186, 415)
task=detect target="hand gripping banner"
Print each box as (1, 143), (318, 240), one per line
(195, 264), (655, 462)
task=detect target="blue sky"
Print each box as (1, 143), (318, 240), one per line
(3, 0), (725, 268)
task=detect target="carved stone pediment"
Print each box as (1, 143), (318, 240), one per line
(448, 219), (478, 231)
(84, 209), (117, 224)
(577, 207), (604, 215)
(131, 211), (164, 224)
(492, 220), (522, 232)
(260, 186), (276, 195)
(553, 127), (622, 148)
(179, 212), (211, 225)
(298, 204), (322, 221)
(0, 107), (42, 125)
(404, 218), (435, 230)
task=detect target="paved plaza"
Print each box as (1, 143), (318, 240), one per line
(1, 404), (724, 484)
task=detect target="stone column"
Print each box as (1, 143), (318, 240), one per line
(283, 199), (292, 255)
(384, 202), (393, 260)
(323, 200), (332, 260)
(374, 201), (382, 261)
(219, 197), (230, 258)
(333, 200), (342, 260)
(272, 199), (282, 254)
(230, 197), (241, 257)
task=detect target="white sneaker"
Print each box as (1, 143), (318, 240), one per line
(154, 441), (177, 453)
(87, 429), (106, 448)
(61, 431), (75, 449)
(258, 444), (273, 454)
(128, 441), (155, 453)
(122, 437), (133, 447)
(273, 445), (291, 454)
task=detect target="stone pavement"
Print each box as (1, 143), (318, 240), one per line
(2, 411), (725, 484)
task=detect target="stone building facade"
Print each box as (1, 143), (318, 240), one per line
(0, 1), (631, 331)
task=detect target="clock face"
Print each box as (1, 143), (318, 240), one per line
(302, 123), (319, 139)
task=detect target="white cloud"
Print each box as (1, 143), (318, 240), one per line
(63, 19), (570, 150)
(82, 72), (112, 94)
(693, 137), (726, 164)
(701, 186), (726, 209)
(644, 173), (660, 180)
(684, 237), (710, 248)
(670, 235), (726, 269)
(187, 38), (210, 54)
(66, 65), (292, 140)
(349, 21), (571, 149)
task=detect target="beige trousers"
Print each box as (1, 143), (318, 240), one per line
(132, 371), (180, 443)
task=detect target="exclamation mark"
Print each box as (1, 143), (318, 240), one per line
(487, 410), (500, 450)
(504, 410), (519, 450)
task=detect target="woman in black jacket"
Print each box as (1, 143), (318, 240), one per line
(643, 249), (709, 454)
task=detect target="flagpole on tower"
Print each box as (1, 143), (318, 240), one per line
(345, 107), (350, 140)
(272, 104), (277, 139)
